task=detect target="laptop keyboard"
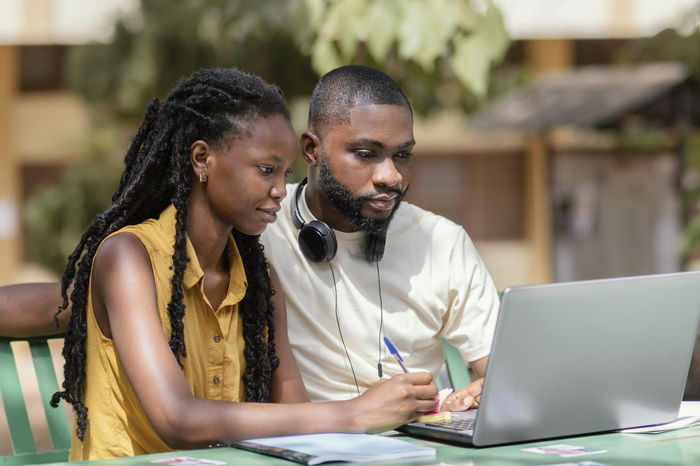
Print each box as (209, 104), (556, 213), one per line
(426, 416), (476, 432)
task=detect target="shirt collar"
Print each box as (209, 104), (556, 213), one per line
(156, 204), (248, 306)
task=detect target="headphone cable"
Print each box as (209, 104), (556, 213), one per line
(376, 261), (385, 378)
(329, 261), (361, 395)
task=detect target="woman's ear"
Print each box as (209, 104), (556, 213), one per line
(300, 131), (321, 167)
(190, 140), (210, 178)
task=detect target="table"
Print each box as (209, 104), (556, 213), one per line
(33, 426), (700, 465)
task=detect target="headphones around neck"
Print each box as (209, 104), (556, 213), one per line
(291, 178), (386, 263)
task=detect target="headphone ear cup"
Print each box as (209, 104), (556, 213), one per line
(298, 220), (338, 263)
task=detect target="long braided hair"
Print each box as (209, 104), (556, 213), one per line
(51, 68), (287, 440)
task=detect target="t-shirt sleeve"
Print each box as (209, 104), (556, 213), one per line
(440, 228), (500, 363)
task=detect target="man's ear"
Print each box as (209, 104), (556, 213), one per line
(300, 131), (321, 166)
(190, 140), (211, 177)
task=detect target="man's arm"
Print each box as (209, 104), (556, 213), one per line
(0, 282), (68, 337)
(469, 355), (488, 379)
(440, 356), (488, 411)
(439, 226), (499, 411)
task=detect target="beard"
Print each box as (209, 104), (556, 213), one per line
(318, 156), (405, 233)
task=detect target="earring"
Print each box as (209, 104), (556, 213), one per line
(199, 173), (208, 183)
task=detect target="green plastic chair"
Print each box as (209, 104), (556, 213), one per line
(440, 291), (501, 390)
(0, 336), (70, 464)
(441, 339), (471, 390)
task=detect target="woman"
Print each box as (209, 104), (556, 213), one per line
(50, 68), (436, 460)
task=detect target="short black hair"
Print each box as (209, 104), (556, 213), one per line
(308, 65), (412, 135)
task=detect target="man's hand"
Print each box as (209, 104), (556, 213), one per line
(441, 378), (483, 411)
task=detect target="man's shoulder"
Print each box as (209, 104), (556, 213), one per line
(285, 181), (301, 201)
(393, 202), (464, 236)
(277, 182), (300, 228)
(387, 202), (471, 256)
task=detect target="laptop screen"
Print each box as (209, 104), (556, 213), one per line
(405, 272), (700, 446)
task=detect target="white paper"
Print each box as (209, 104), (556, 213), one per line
(619, 401), (700, 434)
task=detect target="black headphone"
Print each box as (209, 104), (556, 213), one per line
(291, 178), (386, 263)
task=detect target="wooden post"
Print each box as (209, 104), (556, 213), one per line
(0, 46), (20, 285)
(524, 39), (574, 75)
(522, 39), (573, 283)
(526, 135), (552, 283)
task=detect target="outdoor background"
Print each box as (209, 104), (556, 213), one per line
(4, 0), (700, 454)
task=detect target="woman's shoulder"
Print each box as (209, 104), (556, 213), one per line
(92, 220), (163, 275)
(90, 231), (155, 307)
(105, 214), (173, 255)
(95, 231), (150, 270)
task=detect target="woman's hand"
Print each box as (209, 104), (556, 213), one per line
(347, 372), (438, 433)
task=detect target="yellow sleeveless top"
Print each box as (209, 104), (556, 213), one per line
(69, 204), (248, 460)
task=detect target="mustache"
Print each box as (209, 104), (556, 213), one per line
(356, 185), (408, 203)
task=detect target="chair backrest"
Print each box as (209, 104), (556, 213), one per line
(439, 290), (502, 390)
(441, 339), (471, 390)
(0, 336), (70, 464)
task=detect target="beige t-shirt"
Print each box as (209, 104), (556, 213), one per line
(261, 183), (499, 401)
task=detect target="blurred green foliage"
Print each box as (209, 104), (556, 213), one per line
(65, 0), (510, 118)
(302, 0), (510, 110)
(678, 131), (700, 259)
(620, 28), (700, 82)
(64, 0), (318, 120)
(25, 125), (126, 273)
(25, 0), (510, 273)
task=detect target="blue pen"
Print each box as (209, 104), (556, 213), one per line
(383, 336), (408, 373)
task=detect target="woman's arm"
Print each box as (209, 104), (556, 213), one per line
(93, 234), (438, 449)
(0, 282), (68, 337)
(268, 267), (309, 403)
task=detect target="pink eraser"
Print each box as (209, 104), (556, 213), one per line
(426, 388), (454, 415)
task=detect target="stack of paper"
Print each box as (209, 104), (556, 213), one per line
(620, 401), (700, 434)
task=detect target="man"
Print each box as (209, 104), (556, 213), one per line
(0, 65), (498, 410)
(261, 65), (498, 410)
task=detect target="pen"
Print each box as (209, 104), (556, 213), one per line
(383, 336), (408, 373)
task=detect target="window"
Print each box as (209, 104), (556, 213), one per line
(406, 152), (525, 240)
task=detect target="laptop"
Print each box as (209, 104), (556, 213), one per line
(400, 272), (700, 446)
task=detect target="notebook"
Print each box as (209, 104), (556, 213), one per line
(400, 271), (700, 446)
(232, 433), (435, 465)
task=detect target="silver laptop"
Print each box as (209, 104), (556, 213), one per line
(400, 272), (700, 446)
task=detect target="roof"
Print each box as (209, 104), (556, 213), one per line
(466, 62), (690, 132)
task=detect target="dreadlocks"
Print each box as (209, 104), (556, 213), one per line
(51, 68), (288, 440)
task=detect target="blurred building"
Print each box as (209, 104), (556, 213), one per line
(0, 0), (135, 284)
(406, 0), (700, 288)
(2, 0), (700, 287)
(464, 63), (697, 283)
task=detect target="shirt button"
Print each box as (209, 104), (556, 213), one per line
(213, 376), (220, 384)
(213, 335), (221, 343)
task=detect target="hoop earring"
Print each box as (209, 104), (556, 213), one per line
(199, 173), (208, 183)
